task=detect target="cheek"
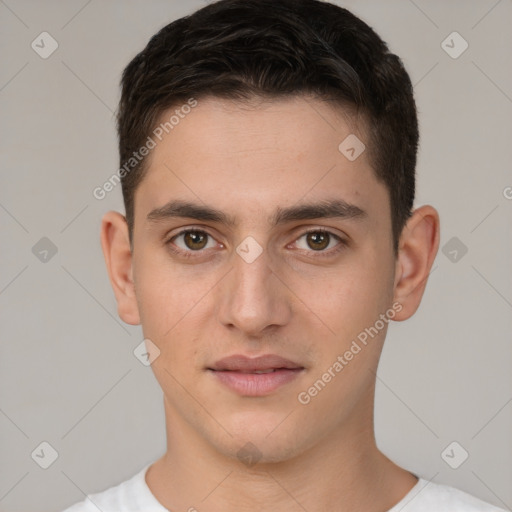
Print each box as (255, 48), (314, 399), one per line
(134, 245), (190, 326)
(293, 254), (392, 339)
(133, 251), (212, 365)
(133, 261), (183, 349)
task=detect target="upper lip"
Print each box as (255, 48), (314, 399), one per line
(208, 354), (303, 372)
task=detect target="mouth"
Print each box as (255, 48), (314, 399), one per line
(229, 368), (283, 374)
(207, 354), (305, 396)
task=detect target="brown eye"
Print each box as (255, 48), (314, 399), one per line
(306, 231), (330, 251)
(183, 231), (208, 250)
(293, 229), (344, 255)
(170, 230), (216, 253)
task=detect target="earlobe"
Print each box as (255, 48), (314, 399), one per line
(392, 205), (440, 321)
(100, 211), (141, 325)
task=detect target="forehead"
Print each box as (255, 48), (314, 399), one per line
(135, 95), (389, 231)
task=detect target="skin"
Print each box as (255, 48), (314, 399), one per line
(101, 95), (440, 512)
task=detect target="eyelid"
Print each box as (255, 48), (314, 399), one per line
(165, 227), (222, 250)
(289, 227), (346, 255)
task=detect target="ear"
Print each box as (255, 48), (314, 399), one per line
(392, 205), (440, 321)
(100, 211), (141, 325)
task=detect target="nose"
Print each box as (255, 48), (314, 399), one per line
(216, 244), (292, 337)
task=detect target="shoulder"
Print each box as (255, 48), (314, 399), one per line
(60, 477), (132, 512)
(394, 477), (508, 512)
(59, 464), (163, 512)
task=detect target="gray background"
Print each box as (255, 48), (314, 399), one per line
(1, 0), (511, 510)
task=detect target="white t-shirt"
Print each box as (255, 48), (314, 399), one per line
(61, 463), (507, 512)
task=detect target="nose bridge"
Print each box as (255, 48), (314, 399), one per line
(217, 243), (291, 334)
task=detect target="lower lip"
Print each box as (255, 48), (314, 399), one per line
(209, 368), (304, 396)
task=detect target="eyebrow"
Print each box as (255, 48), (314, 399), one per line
(146, 198), (368, 227)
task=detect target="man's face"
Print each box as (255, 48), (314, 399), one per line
(130, 95), (398, 462)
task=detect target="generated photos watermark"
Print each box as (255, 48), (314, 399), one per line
(298, 301), (403, 405)
(93, 97), (198, 200)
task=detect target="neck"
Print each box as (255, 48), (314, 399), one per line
(146, 397), (417, 512)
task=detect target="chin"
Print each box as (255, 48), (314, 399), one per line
(211, 419), (312, 467)
(227, 439), (305, 467)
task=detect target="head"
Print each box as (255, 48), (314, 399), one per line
(102, 0), (439, 465)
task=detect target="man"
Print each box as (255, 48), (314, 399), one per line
(63, 0), (506, 510)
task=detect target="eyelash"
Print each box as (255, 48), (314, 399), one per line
(164, 227), (347, 259)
